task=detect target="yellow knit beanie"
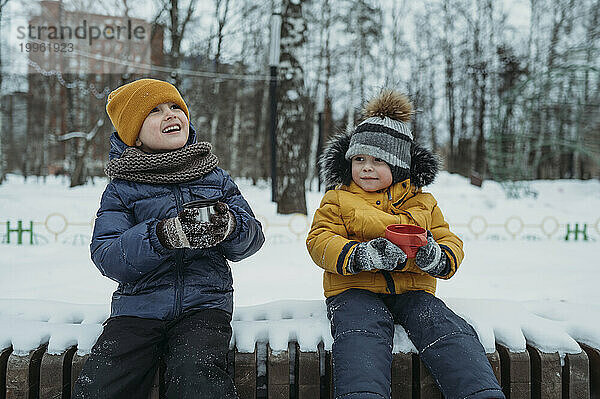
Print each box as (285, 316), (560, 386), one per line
(106, 78), (190, 146)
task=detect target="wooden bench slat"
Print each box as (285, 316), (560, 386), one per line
(6, 344), (46, 399)
(316, 344), (328, 399)
(40, 346), (76, 399)
(326, 350), (333, 399)
(1, 347), (13, 399)
(487, 350), (502, 386)
(414, 355), (443, 399)
(267, 345), (289, 399)
(298, 348), (319, 399)
(70, 352), (89, 395)
(3, 341), (600, 398)
(496, 344), (531, 399)
(580, 343), (600, 398)
(256, 342), (268, 398)
(526, 345), (562, 399)
(391, 352), (412, 399)
(563, 348), (590, 399)
(235, 349), (257, 399)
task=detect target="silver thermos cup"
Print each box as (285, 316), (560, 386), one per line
(182, 199), (218, 222)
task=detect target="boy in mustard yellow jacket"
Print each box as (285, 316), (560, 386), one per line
(307, 91), (504, 399)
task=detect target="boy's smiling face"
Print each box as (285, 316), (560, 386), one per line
(351, 154), (393, 192)
(136, 102), (190, 152)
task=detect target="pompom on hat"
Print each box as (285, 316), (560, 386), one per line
(345, 90), (414, 184)
(106, 78), (190, 146)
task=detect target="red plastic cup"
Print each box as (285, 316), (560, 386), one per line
(385, 224), (427, 258)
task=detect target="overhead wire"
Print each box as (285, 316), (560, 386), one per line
(6, 34), (273, 88)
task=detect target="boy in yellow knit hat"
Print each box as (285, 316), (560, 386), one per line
(72, 78), (264, 398)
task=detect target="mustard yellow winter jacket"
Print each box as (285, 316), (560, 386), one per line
(306, 179), (464, 298)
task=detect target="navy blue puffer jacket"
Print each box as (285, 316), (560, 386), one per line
(91, 127), (265, 320)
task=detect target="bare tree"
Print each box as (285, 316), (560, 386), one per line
(208, 0), (230, 148)
(151, 0), (197, 85)
(340, 0), (382, 128)
(3, 0), (598, 185)
(276, 0), (309, 214)
(409, 6), (440, 151)
(442, 0), (458, 172)
(306, 0), (333, 189)
(57, 118), (105, 187)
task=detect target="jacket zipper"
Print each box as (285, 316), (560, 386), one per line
(383, 188), (397, 294)
(384, 188), (392, 212)
(173, 185), (184, 317)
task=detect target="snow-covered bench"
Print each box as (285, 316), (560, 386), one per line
(0, 341), (597, 398)
(1, 299), (599, 398)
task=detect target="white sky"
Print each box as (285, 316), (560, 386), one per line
(1, 0), (533, 80)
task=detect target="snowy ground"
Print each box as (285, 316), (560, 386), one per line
(1, 173), (599, 357)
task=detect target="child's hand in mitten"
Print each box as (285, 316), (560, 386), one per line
(208, 202), (236, 233)
(157, 202), (236, 249)
(347, 237), (407, 274)
(415, 230), (448, 275)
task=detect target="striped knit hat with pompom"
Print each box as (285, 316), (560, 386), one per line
(345, 90), (414, 184)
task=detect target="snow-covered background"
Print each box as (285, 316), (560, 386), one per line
(1, 173), (599, 359)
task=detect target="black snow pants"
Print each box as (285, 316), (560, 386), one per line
(72, 308), (237, 399)
(326, 289), (505, 399)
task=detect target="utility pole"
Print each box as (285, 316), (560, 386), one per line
(316, 88), (324, 191)
(268, 11), (281, 202)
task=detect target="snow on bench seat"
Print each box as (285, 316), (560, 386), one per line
(1, 298), (599, 397)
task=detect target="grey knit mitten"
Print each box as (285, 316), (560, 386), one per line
(347, 237), (407, 274)
(415, 230), (449, 276)
(157, 202), (236, 249)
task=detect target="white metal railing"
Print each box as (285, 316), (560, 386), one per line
(1, 214), (598, 245)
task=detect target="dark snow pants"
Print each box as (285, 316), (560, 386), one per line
(72, 308), (237, 399)
(326, 289), (505, 399)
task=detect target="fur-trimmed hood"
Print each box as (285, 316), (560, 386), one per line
(319, 130), (440, 189)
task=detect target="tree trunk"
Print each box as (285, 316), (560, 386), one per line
(256, 78), (270, 182)
(163, 0), (197, 86)
(230, 90), (241, 176)
(70, 139), (89, 187)
(474, 76), (486, 176)
(307, 0), (330, 191)
(209, 0), (229, 152)
(276, 0), (309, 215)
(346, 65), (356, 131)
(574, 0), (600, 178)
(210, 81), (221, 147)
(532, 2), (566, 177)
(443, 2), (456, 173)
(68, 117), (104, 188)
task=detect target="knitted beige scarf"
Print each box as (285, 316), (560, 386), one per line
(105, 142), (218, 184)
